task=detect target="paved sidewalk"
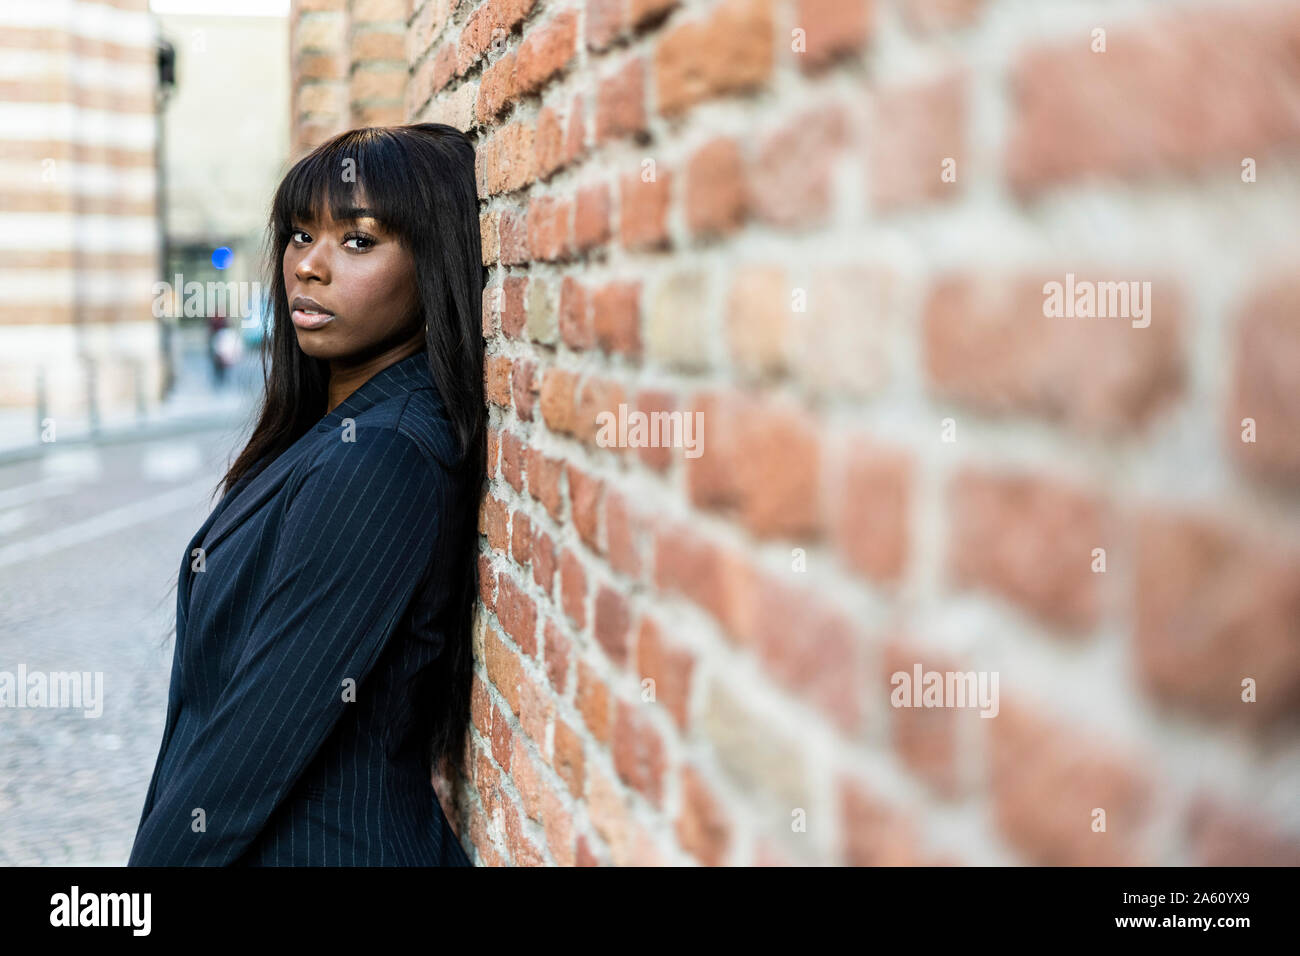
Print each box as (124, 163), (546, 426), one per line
(0, 352), (261, 464)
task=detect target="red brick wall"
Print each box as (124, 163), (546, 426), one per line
(295, 0), (1300, 865)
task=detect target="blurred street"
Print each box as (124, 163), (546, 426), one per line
(0, 348), (260, 865)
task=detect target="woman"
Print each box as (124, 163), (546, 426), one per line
(128, 124), (484, 866)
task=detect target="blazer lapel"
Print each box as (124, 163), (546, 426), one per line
(190, 352), (439, 575)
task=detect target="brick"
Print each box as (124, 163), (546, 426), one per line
(532, 526), (557, 593)
(477, 51), (516, 122)
(477, 553), (497, 612)
(704, 681), (810, 810)
(539, 367), (579, 435)
(534, 104), (567, 179)
(510, 509), (532, 563)
(687, 391), (822, 539)
(753, 575), (861, 732)
(553, 718), (585, 796)
(481, 215), (500, 268)
(646, 272), (710, 370)
(881, 639), (961, 798)
(605, 491), (642, 578)
(543, 617), (570, 694)
(501, 275), (528, 338)
(527, 274), (559, 342)
(833, 438), (910, 584)
(795, 0), (872, 70)
(1006, 5), (1300, 193)
(565, 94), (588, 166)
(538, 775), (576, 865)
(751, 106), (847, 228)
(596, 57), (647, 143)
(654, 525), (761, 644)
(573, 181), (611, 250)
(525, 445), (565, 520)
(486, 425), (500, 479)
(500, 429), (524, 492)
(987, 698), (1154, 865)
(871, 72), (965, 211)
(514, 10), (577, 96)
(900, 0), (981, 32)
(923, 274), (1185, 434)
(577, 660), (612, 743)
(560, 548), (588, 629)
(619, 167), (672, 250)
(527, 194), (571, 261)
(558, 275), (593, 349)
(512, 357), (538, 420)
(840, 779), (930, 865)
(795, 265), (894, 396)
(349, 66), (405, 103)
(593, 585), (631, 666)
(612, 699), (666, 806)
(632, 388), (680, 470)
(725, 264), (789, 378)
(586, 0), (625, 50)
(685, 137), (748, 237)
(591, 280), (642, 357)
(517, 664), (554, 751)
(655, 0), (774, 116)
(495, 573), (538, 654)
(948, 468), (1107, 632)
(485, 353), (513, 407)
(566, 465), (605, 551)
(484, 629), (523, 721)
(676, 765), (730, 866)
(480, 122), (537, 196)
(499, 208), (529, 264)
(1135, 510), (1300, 727)
(635, 616), (693, 731)
(575, 377), (628, 449)
(479, 492), (509, 552)
(1226, 274), (1300, 484)
(1184, 793), (1300, 866)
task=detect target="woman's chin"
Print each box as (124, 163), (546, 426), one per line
(293, 333), (340, 359)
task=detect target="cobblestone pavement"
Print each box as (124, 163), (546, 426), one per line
(0, 425), (252, 865)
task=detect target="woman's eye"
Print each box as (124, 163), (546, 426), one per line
(290, 229), (310, 244)
(344, 234), (375, 250)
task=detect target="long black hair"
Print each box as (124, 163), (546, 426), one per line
(219, 123), (485, 785)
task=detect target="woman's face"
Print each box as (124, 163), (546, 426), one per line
(282, 197), (422, 361)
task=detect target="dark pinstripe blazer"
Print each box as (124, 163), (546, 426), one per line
(129, 352), (473, 866)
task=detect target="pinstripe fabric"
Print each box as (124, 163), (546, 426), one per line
(129, 352), (473, 866)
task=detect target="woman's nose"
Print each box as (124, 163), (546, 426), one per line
(295, 245), (328, 283)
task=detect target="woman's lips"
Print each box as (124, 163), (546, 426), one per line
(291, 309), (334, 330)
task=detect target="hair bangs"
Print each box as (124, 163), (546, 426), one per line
(271, 128), (416, 245)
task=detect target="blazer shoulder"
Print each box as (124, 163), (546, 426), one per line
(394, 389), (463, 471)
(318, 389), (459, 472)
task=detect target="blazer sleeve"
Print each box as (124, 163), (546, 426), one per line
(128, 427), (446, 866)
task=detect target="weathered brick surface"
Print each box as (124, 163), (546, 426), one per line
(286, 0), (1300, 866)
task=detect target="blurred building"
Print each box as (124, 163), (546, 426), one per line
(155, 7), (288, 334)
(0, 0), (161, 429)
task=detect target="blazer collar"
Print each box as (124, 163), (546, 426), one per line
(315, 351), (436, 432)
